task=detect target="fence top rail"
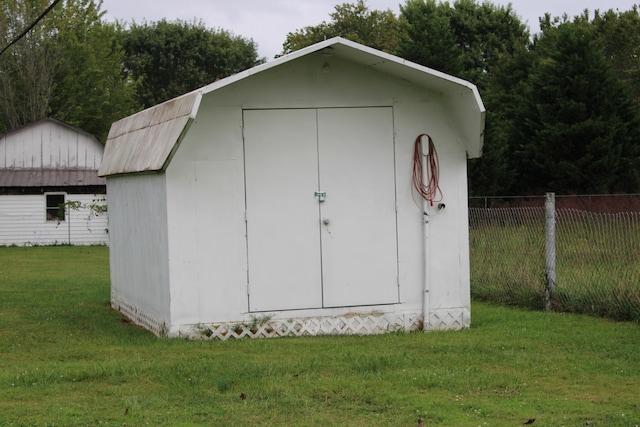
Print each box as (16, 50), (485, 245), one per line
(469, 193), (640, 200)
(469, 194), (640, 213)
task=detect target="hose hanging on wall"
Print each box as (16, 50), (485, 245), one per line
(412, 133), (443, 207)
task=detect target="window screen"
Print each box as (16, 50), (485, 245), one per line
(46, 194), (65, 221)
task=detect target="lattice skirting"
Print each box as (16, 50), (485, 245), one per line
(111, 297), (167, 337)
(110, 297), (470, 340)
(427, 308), (470, 331)
(180, 308), (470, 340)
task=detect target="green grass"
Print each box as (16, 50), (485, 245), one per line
(1, 246), (640, 426)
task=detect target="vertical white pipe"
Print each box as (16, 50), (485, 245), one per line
(422, 209), (430, 331)
(421, 138), (430, 332)
(67, 202), (71, 245)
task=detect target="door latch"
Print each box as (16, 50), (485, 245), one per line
(314, 191), (327, 202)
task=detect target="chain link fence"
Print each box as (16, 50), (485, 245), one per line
(469, 194), (640, 322)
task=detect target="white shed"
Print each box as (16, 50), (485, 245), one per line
(0, 118), (108, 246)
(99, 38), (485, 339)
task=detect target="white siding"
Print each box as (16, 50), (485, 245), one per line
(165, 106), (248, 327)
(0, 194), (108, 246)
(0, 119), (103, 169)
(107, 173), (171, 335)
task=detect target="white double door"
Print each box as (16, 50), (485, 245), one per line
(244, 107), (399, 312)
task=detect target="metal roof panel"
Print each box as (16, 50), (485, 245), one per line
(0, 168), (105, 187)
(99, 92), (202, 176)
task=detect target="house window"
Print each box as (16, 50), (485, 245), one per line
(46, 193), (66, 221)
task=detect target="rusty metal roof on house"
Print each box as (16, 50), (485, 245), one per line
(0, 168), (105, 187)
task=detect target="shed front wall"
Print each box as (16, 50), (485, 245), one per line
(163, 53), (471, 334)
(107, 173), (171, 335)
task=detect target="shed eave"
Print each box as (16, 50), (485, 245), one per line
(99, 37), (486, 177)
(197, 37), (485, 157)
(199, 37), (484, 103)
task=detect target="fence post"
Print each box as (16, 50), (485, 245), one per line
(544, 192), (556, 311)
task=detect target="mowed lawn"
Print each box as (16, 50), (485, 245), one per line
(0, 246), (639, 426)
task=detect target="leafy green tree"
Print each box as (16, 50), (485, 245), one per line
(397, 0), (528, 88)
(0, 0), (137, 140)
(280, 0), (399, 55)
(0, 0), (61, 133)
(472, 40), (533, 195)
(397, 0), (464, 76)
(592, 6), (640, 110)
(510, 17), (640, 194)
(121, 19), (264, 109)
(448, 0), (529, 89)
(49, 3), (139, 141)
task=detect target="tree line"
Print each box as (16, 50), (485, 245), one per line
(1, 0), (639, 196)
(0, 0), (263, 142)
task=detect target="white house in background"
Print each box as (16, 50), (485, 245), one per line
(0, 118), (108, 246)
(99, 37), (485, 339)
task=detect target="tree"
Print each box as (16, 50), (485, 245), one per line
(592, 6), (640, 110)
(121, 19), (264, 109)
(510, 17), (640, 194)
(397, 0), (464, 77)
(448, 0), (529, 89)
(397, 0), (529, 88)
(49, 2), (139, 141)
(472, 40), (532, 195)
(280, 0), (399, 55)
(0, 0), (61, 133)
(0, 0), (138, 141)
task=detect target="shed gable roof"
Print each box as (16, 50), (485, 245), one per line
(99, 37), (485, 177)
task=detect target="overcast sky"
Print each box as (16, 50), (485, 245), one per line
(101, 0), (639, 60)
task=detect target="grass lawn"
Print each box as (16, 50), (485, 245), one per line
(1, 246), (639, 426)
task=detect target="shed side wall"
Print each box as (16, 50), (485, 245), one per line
(107, 173), (171, 334)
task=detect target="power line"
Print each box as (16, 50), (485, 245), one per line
(0, 0), (63, 57)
